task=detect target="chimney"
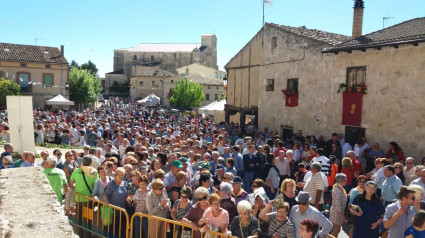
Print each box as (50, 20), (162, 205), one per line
(352, 0), (364, 38)
(60, 45), (64, 57)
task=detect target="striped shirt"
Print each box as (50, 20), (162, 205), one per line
(266, 213), (295, 238)
(304, 172), (325, 205)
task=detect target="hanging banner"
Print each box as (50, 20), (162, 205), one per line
(285, 94), (298, 107)
(342, 92), (362, 126)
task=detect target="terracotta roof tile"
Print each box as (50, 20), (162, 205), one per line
(184, 73), (223, 86)
(323, 17), (425, 53)
(269, 23), (351, 46)
(0, 43), (68, 64)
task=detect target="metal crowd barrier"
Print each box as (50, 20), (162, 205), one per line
(65, 190), (130, 238)
(65, 191), (237, 238)
(130, 212), (237, 238)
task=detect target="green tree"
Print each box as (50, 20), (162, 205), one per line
(169, 78), (204, 108)
(69, 60), (79, 70)
(0, 77), (21, 108)
(69, 68), (102, 106)
(81, 60), (98, 76)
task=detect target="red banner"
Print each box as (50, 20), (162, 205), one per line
(342, 92), (362, 126)
(285, 94), (298, 107)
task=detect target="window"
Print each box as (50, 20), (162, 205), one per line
(347, 66), (366, 86)
(287, 78), (298, 93)
(152, 80), (157, 86)
(266, 79), (274, 91)
(17, 72), (30, 92)
(139, 81), (144, 86)
(208, 86), (211, 89)
(151, 55), (154, 61)
(205, 94), (210, 100)
(45, 64), (51, 68)
(133, 55), (137, 61)
(0, 71), (4, 77)
(43, 73), (54, 87)
(215, 94), (220, 100)
(272, 37), (277, 49)
(21, 63), (26, 67)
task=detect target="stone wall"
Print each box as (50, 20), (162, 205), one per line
(0, 167), (77, 237)
(256, 24), (425, 159)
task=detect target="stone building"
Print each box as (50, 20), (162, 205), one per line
(176, 63), (226, 81)
(224, 23), (349, 130)
(162, 73), (224, 107)
(129, 66), (175, 99)
(107, 34), (217, 95)
(0, 43), (68, 108)
(225, 1), (425, 159)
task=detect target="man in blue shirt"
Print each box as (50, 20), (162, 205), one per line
(243, 144), (259, 193)
(384, 186), (416, 238)
(232, 146), (244, 178)
(382, 165), (403, 206)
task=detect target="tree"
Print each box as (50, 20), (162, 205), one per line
(69, 67), (102, 106)
(69, 60), (79, 70)
(169, 78), (204, 108)
(0, 77), (21, 108)
(80, 60), (99, 76)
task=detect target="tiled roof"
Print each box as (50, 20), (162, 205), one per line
(269, 23), (351, 46)
(120, 43), (201, 52)
(105, 69), (124, 74)
(0, 43), (68, 64)
(184, 73), (223, 86)
(323, 17), (425, 53)
(132, 66), (175, 77)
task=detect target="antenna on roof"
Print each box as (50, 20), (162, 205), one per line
(262, 0), (273, 26)
(34, 38), (43, 45)
(383, 16), (395, 29)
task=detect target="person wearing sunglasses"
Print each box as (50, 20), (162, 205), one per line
(0, 155), (13, 169)
(171, 186), (193, 238)
(182, 187), (210, 238)
(349, 175), (367, 203)
(146, 178), (170, 238)
(350, 181), (385, 238)
(383, 186), (416, 238)
(289, 191), (333, 238)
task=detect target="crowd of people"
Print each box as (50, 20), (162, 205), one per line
(1, 97), (425, 238)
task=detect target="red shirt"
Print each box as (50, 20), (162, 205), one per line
(341, 167), (354, 186)
(351, 158), (360, 174)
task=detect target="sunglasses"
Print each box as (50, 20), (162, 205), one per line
(181, 195), (188, 199)
(198, 196), (208, 201)
(252, 185), (258, 188)
(299, 202), (308, 206)
(4, 163), (10, 165)
(56, 153), (62, 156)
(224, 177), (231, 180)
(131, 163), (138, 165)
(156, 187), (164, 190)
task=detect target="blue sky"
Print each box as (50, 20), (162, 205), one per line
(1, 0), (424, 77)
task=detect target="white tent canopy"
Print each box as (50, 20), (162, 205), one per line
(198, 100), (225, 115)
(45, 94), (74, 105)
(137, 94), (160, 106)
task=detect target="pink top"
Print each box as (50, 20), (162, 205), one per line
(202, 207), (229, 230)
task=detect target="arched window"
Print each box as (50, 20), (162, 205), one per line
(151, 55), (154, 61)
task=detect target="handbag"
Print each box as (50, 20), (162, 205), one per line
(101, 205), (114, 226)
(81, 170), (94, 221)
